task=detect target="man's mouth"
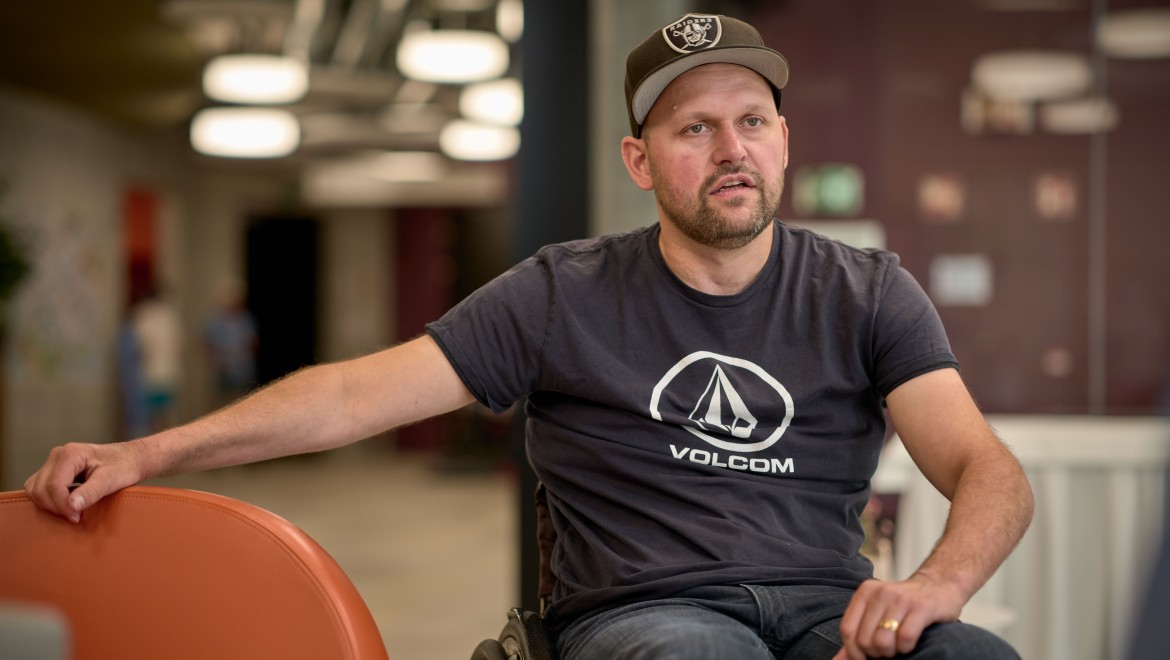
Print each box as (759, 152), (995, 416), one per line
(709, 174), (757, 195)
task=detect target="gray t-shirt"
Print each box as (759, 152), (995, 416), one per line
(426, 220), (957, 626)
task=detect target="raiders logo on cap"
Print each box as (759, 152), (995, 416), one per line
(625, 13), (789, 137)
(662, 14), (722, 53)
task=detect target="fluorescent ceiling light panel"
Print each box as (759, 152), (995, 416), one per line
(369, 151), (447, 182)
(1041, 97), (1120, 134)
(431, 0), (494, 8)
(440, 119), (519, 161)
(497, 0), (524, 43)
(1099, 9), (1170, 59)
(203, 54), (309, 104)
(460, 78), (523, 126)
(304, 151), (446, 185)
(191, 107), (301, 158)
(397, 30), (509, 83)
(972, 50), (1091, 102)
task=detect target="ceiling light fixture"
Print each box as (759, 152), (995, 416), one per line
(203, 54), (309, 104)
(368, 151), (448, 182)
(303, 151), (447, 185)
(190, 108), (301, 158)
(431, 0), (495, 8)
(971, 50), (1091, 102)
(1099, 8), (1170, 59)
(439, 119), (519, 161)
(497, 0), (524, 43)
(1040, 97), (1120, 134)
(459, 78), (523, 126)
(397, 29), (510, 83)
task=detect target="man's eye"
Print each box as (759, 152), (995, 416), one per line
(744, 117), (763, 127)
(686, 124), (707, 134)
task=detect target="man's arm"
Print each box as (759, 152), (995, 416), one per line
(835, 367), (1034, 660)
(24, 335), (475, 523)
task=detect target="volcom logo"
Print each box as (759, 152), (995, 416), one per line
(663, 14), (721, 54)
(690, 364), (757, 438)
(650, 351), (794, 453)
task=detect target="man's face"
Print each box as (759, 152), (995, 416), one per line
(639, 63), (788, 250)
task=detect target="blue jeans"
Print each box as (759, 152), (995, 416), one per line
(556, 585), (1019, 660)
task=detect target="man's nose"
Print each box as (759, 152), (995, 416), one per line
(712, 128), (748, 165)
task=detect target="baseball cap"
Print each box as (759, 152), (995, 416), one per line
(625, 13), (790, 138)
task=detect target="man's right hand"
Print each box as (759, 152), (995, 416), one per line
(23, 441), (151, 523)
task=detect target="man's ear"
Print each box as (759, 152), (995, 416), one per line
(779, 116), (789, 170)
(621, 135), (654, 191)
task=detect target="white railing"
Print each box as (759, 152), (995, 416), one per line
(873, 415), (1170, 660)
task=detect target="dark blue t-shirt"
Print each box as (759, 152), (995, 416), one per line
(427, 220), (957, 626)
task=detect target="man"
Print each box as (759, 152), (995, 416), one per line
(25, 14), (1032, 660)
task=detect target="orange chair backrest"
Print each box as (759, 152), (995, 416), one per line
(0, 486), (389, 660)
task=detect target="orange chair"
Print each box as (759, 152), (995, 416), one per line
(0, 486), (389, 660)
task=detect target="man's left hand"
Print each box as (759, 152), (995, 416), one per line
(833, 573), (964, 660)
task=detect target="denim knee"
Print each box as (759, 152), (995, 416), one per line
(907, 621), (1020, 660)
(557, 601), (771, 660)
(780, 619), (1018, 659)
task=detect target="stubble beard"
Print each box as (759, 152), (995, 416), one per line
(652, 162), (784, 251)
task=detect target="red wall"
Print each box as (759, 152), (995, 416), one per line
(753, 0), (1170, 413)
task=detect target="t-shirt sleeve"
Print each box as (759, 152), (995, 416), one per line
(425, 256), (552, 413)
(871, 263), (958, 397)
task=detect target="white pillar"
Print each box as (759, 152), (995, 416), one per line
(588, 0), (687, 237)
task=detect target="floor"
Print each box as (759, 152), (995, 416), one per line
(149, 442), (518, 660)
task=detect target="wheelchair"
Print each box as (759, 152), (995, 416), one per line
(470, 607), (557, 660)
(470, 483), (559, 660)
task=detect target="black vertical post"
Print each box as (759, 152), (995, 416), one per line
(515, 0), (590, 261)
(245, 216), (319, 387)
(514, 0), (590, 613)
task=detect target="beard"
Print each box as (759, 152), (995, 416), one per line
(650, 162), (784, 250)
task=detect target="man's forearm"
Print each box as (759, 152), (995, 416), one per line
(25, 335), (474, 522)
(839, 369), (1029, 658)
(129, 335), (473, 479)
(135, 335), (475, 478)
(136, 361), (356, 479)
(910, 446), (1034, 601)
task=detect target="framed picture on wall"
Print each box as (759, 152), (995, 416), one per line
(1032, 170), (1078, 222)
(929, 253), (993, 307)
(917, 172), (967, 224)
(961, 87), (1035, 136)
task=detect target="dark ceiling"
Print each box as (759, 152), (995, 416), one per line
(0, 0), (206, 128)
(0, 0), (502, 140)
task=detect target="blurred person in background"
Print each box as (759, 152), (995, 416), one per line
(202, 277), (257, 409)
(23, 14), (1033, 660)
(116, 299), (149, 439)
(130, 283), (183, 432)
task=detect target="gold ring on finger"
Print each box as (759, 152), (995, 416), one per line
(879, 618), (900, 632)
